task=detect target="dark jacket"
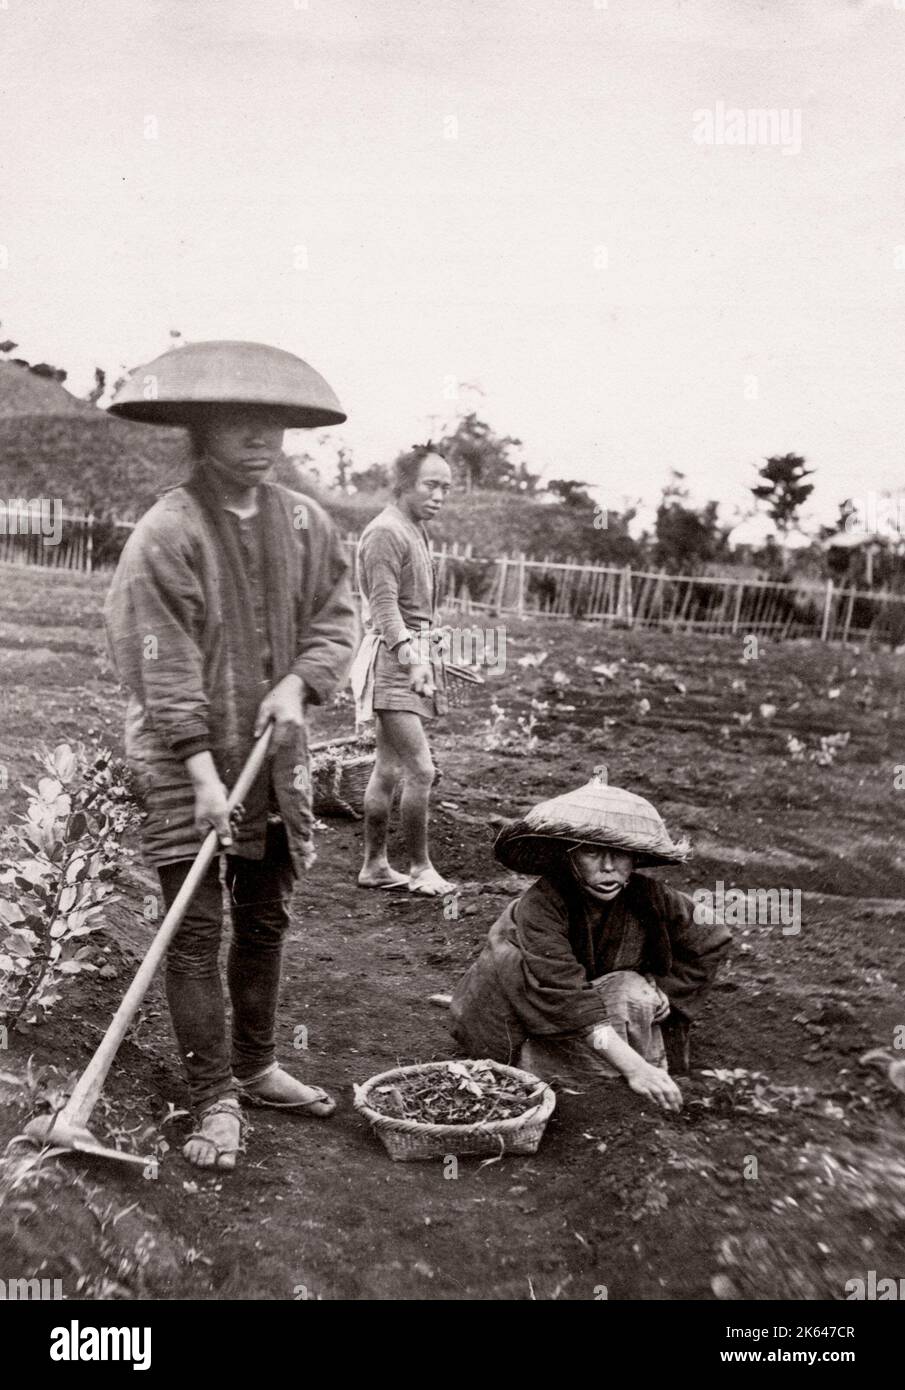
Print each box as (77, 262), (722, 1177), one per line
(450, 872), (731, 1063)
(104, 481), (356, 875)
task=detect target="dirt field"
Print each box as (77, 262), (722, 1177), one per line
(1, 563), (904, 1302)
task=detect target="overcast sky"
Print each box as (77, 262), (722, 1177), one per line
(1, 0), (903, 526)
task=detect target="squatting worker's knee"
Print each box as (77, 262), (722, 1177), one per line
(602, 968), (653, 1002)
(596, 970), (659, 1026)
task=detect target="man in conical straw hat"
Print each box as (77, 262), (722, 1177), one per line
(104, 341), (357, 1169)
(449, 768), (730, 1110)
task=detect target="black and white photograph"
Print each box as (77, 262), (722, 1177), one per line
(0, 0), (903, 1352)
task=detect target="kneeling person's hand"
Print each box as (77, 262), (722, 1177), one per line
(589, 1023), (683, 1113)
(625, 1061), (683, 1112)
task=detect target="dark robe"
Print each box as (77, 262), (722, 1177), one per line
(450, 871), (731, 1064)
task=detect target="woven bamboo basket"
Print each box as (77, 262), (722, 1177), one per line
(443, 662), (485, 709)
(354, 1060), (556, 1162)
(311, 750), (375, 819)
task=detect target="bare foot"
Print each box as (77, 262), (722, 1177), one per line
(409, 866), (458, 897)
(357, 863), (410, 889)
(183, 1099), (243, 1170)
(238, 1066), (335, 1116)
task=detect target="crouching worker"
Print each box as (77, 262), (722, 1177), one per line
(449, 768), (730, 1112)
(104, 340), (356, 1170)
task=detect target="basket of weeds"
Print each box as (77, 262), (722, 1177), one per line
(353, 1059), (556, 1161)
(311, 742), (375, 819)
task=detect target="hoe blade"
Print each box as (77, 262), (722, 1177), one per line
(69, 1136), (153, 1168)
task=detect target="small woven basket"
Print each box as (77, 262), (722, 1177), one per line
(354, 1060), (556, 1162)
(311, 750), (375, 819)
(443, 662), (485, 709)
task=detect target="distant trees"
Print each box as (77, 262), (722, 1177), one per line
(654, 471), (727, 571)
(348, 462), (390, 492)
(85, 368), (106, 405)
(1, 351), (68, 384)
(335, 445), (353, 492)
(0, 323), (105, 400)
(751, 453), (814, 535)
(546, 478), (595, 508)
(363, 413), (538, 497)
(434, 413), (530, 493)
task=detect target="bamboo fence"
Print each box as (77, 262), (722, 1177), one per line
(2, 507), (904, 644)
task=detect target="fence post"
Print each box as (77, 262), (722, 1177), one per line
(619, 564), (634, 626)
(732, 580), (743, 634)
(496, 554), (509, 613)
(841, 586), (856, 645)
(517, 551), (526, 617)
(85, 512), (94, 576)
(820, 578), (834, 641)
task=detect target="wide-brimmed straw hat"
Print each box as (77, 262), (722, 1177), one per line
(493, 766), (690, 874)
(107, 340), (346, 428)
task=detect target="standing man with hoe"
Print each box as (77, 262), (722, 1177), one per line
(104, 340), (356, 1171)
(353, 444), (457, 897)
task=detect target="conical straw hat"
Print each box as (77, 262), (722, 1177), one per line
(494, 766), (690, 874)
(108, 340), (346, 428)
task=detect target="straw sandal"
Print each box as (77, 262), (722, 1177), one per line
(183, 1098), (247, 1169)
(237, 1064), (336, 1116)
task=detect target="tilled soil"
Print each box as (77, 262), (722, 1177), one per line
(1, 567), (904, 1300)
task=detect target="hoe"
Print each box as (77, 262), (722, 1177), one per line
(16, 724), (275, 1168)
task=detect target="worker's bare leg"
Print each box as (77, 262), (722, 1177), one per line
(375, 711), (455, 894)
(359, 716), (408, 886)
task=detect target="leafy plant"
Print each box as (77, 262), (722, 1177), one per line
(785, 730), (850, 766)
(0, 743), (141, 1026)
(812, 731), (850, 766)
(694, 1068), (845, 1119)
(483, 701), (540, 754)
